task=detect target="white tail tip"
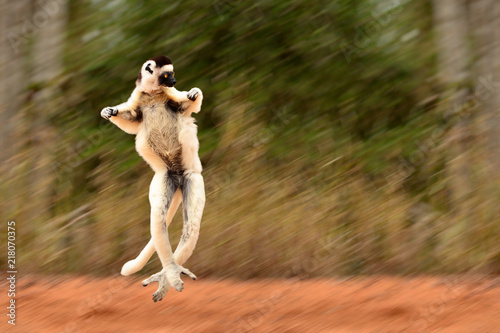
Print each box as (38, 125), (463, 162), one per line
(121, 260), (140, 276)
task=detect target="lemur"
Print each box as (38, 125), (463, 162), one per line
(100, 56), (205, 302)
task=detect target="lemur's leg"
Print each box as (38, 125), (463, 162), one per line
(121, 189), (182, 276)
(142, 172), (196, 302)
(174, 172), (206, 265)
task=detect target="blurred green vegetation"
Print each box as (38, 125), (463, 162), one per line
(2, 0), (500, 278)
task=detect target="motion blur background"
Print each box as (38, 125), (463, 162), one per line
(1, 0), (500, 278)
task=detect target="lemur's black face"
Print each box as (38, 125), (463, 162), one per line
(159, 71), (176, 87)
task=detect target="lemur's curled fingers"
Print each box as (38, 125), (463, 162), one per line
(187, 88), (201, 101)
(100, 107), (118, 120)
(142, 263), (197, 302)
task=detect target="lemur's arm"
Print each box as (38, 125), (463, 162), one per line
(164, 87), (203, 116)
(101, 88), (142, 134)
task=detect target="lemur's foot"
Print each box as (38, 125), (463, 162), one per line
(141, 263), (196, 302)
(142, 271), (170, 302)
(100, 107), (118, 119)
(187, 88), (201, 101)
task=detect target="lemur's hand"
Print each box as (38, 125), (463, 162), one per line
(187, 88), (202, 101)
(101, 107), (118, 120)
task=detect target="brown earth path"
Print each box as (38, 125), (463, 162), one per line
(2, 275), (500, 332)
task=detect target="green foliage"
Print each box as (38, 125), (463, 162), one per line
(3, 0), (500, 277)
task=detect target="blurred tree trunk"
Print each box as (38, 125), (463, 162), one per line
(432, 0), (471, 214)
(470, 0), (500, 180)
(27, 0), (68, 223)
(0, 0), (31, 219)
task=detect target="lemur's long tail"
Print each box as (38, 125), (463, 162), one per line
(121, 189), (182, 276)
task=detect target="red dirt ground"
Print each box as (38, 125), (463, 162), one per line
(2, 274), (500, 332)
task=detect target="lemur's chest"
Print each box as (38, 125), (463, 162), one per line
(136, 95), (185, 173)
(143, 105), (179, 137)
(133, 93), (200, 174)
(140, 95), (182, 146)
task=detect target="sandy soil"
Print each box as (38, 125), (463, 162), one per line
(2, 274), (500, 332)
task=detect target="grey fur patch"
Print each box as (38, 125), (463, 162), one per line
(118, 109), (141, 122)
(180, 176), (192, 245)
(164, 172), (181, 212)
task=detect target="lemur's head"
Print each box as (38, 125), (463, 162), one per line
(136, 55), (176, 93)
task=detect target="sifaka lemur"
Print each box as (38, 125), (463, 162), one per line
(100, 56), (205, 302)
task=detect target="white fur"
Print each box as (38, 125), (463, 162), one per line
(140, 62), (174, 94)
(165, 87), (203, 115)
(109, 116), (139, 134)
(121, 189), (182, 276)
(101, 58), (205, 301)
(135, 122), (169, 173)
(107, 89), (142, 134)
(147, 173), (193, 298)
(149, 172), (174, 268)
(173, 172), (205, 265)
(179, 116), (202, 174)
